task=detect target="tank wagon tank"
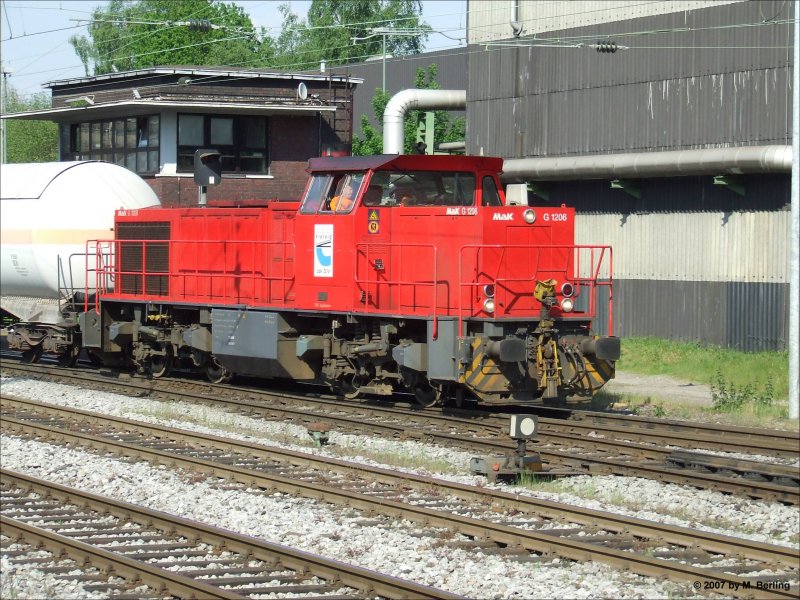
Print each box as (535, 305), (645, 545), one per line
(1, 161), (159, 363)
(72, 154), (618, 406)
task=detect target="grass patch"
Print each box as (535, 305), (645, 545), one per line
(135, 403), (458, 472)
(616, 337), (788, 400)
(334, 445), (457, 474)
(592, 391), (794, 430)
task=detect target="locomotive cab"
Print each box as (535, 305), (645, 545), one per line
(294, 154), (508, 316)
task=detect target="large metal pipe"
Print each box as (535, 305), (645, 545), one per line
(383, 89), (467, 154)
(501, 145), (792, 182)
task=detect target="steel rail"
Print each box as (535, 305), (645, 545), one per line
(2, 400), (797, 598)
(0, 469), (461, 600)
(3, 358), (797, 456)
(1, 515), (248, 600)
(1, 362), (798, 502)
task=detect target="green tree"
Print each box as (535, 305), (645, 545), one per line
(5, 88), (58, 163)
(69, 0), (271, 76)
(352, 64), (465, 156)
(273, 0), (429, 70)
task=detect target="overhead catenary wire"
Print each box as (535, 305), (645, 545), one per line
(2, 2), (793, 98)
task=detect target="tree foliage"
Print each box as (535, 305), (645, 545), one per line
(69, 0), (271, 76)
(68, 0), (428, 75)
(4, 88), (58, 163)
(352, 65), (465, 156)
(272, 0), (429, 70)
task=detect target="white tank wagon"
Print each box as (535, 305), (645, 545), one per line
(1, 161), (159, 363)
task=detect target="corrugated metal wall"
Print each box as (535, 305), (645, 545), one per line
(467, 1), (793, 157)
(608, 280), (789, 351)
(541, 175), (791, 351)
(468, 0), (741, 43)
(338, 48), (468, 137)
(577, 211), (790, 283)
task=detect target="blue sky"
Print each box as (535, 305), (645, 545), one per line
(1, 0), (467, 96)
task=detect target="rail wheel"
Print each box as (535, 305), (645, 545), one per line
(149, 345), (173, 378)
(86, 350), (104, 366)
(21, 345), (43, 364)
(57, 345), (80, 368)
(413, 378), (442, 408)
(205, 355), (231, 384)
(341, 374), (365, 399)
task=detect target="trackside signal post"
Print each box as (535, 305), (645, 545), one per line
(194, 149), (222, 206)
(470, 415), (544, 482)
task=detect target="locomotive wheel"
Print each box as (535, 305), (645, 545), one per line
(86, 350), (104, 366)
(413, 379), (441, 408)
(149, 345), (173, 378)
(205, 356), (232, 384)
(57, 345), (80, 368)
(339, 374), (363, 399)
(21, 346), (43, 364)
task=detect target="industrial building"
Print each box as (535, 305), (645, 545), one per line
(465, 0), (794, 351)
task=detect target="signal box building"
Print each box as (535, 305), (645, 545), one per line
(7, 67), (361, 207)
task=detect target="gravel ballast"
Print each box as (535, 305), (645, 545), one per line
(1, 435), (694, 599)
(1, 375), (796, 597)
(1, 376), (795, 547)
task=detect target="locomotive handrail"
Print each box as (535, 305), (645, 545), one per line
(85, 237), (612, 339)
(354, 241), (440, 338)
(89, 237), (295, 308)
(457, 243), (614, 337)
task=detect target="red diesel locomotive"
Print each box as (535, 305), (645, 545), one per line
(17, 154), (619, 406)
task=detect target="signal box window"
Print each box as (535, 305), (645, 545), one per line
(177, 114), (268, 174)
(60, 115), (160, 174)
(362, 171), (476, 207)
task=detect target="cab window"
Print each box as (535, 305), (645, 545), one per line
(481, 176), (502, 207)
(362, 171), (476, 207)
(299, 172), (365, 214)
(324, 173), (365, 213)
(300, 174), (332, 214)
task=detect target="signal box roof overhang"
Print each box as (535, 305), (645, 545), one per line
(42, 66), (358, 88)
(4, 66), (362, 123)
(5, 100), (336, 122)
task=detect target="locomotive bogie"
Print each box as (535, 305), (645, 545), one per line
(6, 321), (81, 366)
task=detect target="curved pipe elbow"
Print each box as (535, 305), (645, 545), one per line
(383, 89), (467, 154)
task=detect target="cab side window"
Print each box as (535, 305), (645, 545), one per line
(481, 176), (502, 207)
(300, 175), (332, 214)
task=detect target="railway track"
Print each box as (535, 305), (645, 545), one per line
(2, 360), (798, 504)
(1, 469), (458, 599)
(2, 395), (798, 599)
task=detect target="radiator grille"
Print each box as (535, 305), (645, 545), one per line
(117, 222), (170, 296)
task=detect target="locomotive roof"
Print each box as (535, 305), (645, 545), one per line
(307, 154), (504, 174)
